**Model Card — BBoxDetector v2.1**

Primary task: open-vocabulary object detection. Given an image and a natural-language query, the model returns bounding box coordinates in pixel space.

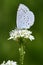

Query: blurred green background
[0,0,43,65]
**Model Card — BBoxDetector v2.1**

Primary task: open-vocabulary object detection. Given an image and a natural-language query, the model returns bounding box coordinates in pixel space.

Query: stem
[19,43,25,65]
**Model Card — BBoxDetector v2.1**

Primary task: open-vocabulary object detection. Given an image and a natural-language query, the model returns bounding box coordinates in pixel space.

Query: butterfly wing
[16,4,35,29]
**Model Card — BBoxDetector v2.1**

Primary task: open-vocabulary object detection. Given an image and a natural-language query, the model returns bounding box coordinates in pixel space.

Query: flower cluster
[1,60,17,65]
[8,29,35,41]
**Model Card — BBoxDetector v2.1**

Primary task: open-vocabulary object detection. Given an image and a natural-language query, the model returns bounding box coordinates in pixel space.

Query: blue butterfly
[16,4,35,29]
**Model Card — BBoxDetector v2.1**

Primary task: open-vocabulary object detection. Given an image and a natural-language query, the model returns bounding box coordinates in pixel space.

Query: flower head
[1,60,17,65]
[8,29,35,41]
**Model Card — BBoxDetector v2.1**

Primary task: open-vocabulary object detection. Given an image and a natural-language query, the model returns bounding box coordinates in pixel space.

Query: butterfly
[16,4,35,29]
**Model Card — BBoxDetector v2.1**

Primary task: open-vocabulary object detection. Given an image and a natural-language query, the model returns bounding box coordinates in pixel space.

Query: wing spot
[26,22,27,23]
[28,23,29,25]
[23,22,24,24]
[24,16,25,19]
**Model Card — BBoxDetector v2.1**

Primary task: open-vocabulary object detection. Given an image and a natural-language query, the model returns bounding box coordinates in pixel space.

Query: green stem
[19,44,25,65]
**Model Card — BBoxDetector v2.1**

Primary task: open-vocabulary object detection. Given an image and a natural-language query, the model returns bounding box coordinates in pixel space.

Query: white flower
[8,29,35,41]
[1,60,17,65]
[29,35,35,41]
